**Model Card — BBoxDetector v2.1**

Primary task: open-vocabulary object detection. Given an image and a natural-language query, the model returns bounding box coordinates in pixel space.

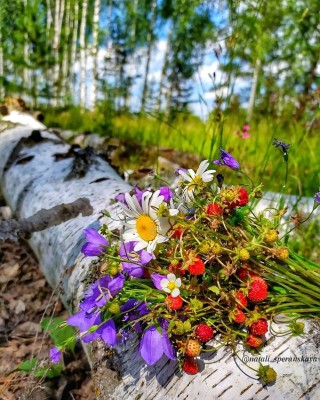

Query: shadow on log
[0,113,319,400]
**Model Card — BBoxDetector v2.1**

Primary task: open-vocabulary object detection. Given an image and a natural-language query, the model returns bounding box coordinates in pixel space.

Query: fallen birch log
[0,114,319,400]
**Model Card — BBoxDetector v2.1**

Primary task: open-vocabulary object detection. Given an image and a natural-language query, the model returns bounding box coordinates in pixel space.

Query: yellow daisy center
[188,174,203,191]
[136,215,157,241]
[167,281,176,290]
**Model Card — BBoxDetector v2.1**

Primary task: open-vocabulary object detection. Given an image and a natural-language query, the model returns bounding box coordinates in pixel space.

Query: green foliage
[17,358,62,378]
[41,316,76,352]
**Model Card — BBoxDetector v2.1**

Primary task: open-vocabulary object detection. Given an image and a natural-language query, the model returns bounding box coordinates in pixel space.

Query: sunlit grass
[44,107,319,197]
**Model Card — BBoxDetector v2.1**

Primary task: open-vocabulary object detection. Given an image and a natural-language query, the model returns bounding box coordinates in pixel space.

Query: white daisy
[121,190,171,254]
[160,273,182,297]
[178,160,216,202]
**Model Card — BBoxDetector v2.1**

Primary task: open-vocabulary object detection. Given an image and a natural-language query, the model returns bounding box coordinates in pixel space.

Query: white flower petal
[167,273,176,282]
[160,279,169,289]
[175,278,182,287]
[171,288,180,297]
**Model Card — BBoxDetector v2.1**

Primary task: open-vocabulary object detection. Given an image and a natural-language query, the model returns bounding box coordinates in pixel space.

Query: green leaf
[208,286,220,295]
[17,358,37,372]
[272,286,287,294]
[40,317,76,352]
[34,364,62,379]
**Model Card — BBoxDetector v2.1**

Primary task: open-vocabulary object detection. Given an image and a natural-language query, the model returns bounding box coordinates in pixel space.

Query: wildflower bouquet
[53,149,320,384]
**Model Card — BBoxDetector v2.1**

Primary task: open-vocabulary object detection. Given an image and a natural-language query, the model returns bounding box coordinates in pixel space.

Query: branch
[0,198,93,242]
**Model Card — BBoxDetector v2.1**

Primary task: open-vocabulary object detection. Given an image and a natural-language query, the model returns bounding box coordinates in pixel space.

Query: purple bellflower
[315,191,320,205]
[81,228,109,256]
[159,186,174,202]
[120,241,153,278]
[213,148,240,170]
[175,167,187,176]
[151,273,166,290]
[50,347,62,364]
[139,325,175,365]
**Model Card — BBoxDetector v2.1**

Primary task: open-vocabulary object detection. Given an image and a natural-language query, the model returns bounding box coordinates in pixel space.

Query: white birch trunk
[0,114,319,400]
[91,0,101,109]
[247,58,261,121]
[79,0,88,107]
[0,31,4,100]
[61,0,71,103]
[23,0,30,101]
[157,29,172,112]
[70,1,80,103]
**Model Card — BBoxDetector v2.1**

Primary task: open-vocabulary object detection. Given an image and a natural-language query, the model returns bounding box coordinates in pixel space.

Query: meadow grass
[44,107,319,198]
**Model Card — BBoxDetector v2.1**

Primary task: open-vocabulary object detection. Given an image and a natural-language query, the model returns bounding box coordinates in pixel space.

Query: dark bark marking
[64,147,98,181]
[217,385,233,397]
[299,378,320,398]
[15,155,34,165]
[204,368,218,381]
[90,177,110,184]
[15,179,36,216]
[211,372,232,388]
[240,383,253,395]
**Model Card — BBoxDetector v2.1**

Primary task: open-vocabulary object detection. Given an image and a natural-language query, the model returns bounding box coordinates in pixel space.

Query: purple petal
[81,229,108,256]
[220,148,240,170]
[159,186,174,202]
[100,319,117,346]
[175,167,187,176]
[151,273,166,290]
[139,326,163,365]
[50,347,62,364]
[81,242,105,256]
[315,192,320,205]
[67,310,101,332]
[115,193,127,205]
[161,330,176,361]
[107,274,125,297]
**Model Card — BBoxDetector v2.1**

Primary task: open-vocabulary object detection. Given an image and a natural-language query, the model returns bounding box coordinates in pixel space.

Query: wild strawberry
[247,334,263,348]
[207,203,223,216]
[250,318,268,335]
[185,339,201,357]
[238,248,250,261]
[234,291,248,309]
[188,256,205,275]
[166,295,183,311]
[248,279,268,302]
[237,266,250,280]
[195,324,214,343]
[230,188,249,208]
[182,357,199,374]
[232,308,246,324]
[171,226,184,239]
[264,229,278,243]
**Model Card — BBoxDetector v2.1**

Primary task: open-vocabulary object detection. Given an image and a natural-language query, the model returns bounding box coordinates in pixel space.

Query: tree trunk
[140,0,157,113]
[0,114,318,399]
[91,0,101,109]
[79,0,88,108]
[70,0,80,104]
[247,58,261,121]
[61,0,71,105]
[0,31,4,100]
[157,29,172,113]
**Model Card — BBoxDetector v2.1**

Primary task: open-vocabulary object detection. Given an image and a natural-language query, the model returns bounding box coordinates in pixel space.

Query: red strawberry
[188,256,205,275]
[195,324,214,343]
[182,357,199,374]
[247,334,263,348]
[171,226,184,239]
[207,203,223,216]
[248,279,268,302]
[250,318,268,335]
[166,295,183,311]
[232,308,246,323]
[231,188,249,208]
[251,275,268,290]
[185,339,201,357]
[234,291,248,309]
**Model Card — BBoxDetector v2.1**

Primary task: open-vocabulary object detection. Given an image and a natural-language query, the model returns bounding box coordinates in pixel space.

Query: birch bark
[0,31,4,100]
[91,0,101,109]
[0,114,318,400]
[79,0,88,107]
[70,1,79,103]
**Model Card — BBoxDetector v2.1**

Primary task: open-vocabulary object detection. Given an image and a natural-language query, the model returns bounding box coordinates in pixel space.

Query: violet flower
[315,191,320,205]
[151,273,166,290]
[139,325,175,365]
[115,193,127,205]
[50,347,62,364]
[272,139,290,153]
[80,274,125,312]
[175,167,187,176]
[159,186,174,202]
[120,241,153,278]
[134,185,148,204]
[213,148,240,170]
[121,299,150,333]
[81,228,109,256]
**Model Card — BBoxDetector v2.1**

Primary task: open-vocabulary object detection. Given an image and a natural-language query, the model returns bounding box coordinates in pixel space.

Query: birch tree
[79,0,88,108]
[91,0,101,109]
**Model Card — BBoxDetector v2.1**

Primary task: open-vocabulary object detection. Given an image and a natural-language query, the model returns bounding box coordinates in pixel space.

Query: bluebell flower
[213,149,240,170]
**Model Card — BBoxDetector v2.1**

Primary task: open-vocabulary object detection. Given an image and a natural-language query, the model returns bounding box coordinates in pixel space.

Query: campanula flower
[213,149,240,170]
